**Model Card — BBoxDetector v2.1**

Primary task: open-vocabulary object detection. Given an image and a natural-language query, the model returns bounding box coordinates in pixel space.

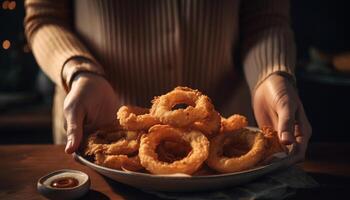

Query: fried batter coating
[117,106,159,131]
[83,129,141,156]
[150,87,213,127]
[139,125,209,175]
[206,128,266,173]
[220,114,248,132]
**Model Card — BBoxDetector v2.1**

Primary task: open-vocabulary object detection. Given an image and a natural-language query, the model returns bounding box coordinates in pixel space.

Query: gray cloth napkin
[145,167,319,200]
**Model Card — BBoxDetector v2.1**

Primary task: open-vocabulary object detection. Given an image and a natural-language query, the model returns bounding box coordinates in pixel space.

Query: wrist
[62,57,105,92]
[253,72,296,95]
[70,71,106,89]
[272,72,297,88]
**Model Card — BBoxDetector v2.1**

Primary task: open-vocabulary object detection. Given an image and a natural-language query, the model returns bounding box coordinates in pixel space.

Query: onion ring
[139,125,209,174]
[117,105,160,131]
[150,87,213,127]
[206,128,266,173]
[220,114,248,132]
[95,153,143,171]
[261,126,288,159]
[83,129,141,156]
[191,109,221,136]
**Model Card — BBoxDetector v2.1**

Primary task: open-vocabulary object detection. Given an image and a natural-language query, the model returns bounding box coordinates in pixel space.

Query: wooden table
[1,143,349,200]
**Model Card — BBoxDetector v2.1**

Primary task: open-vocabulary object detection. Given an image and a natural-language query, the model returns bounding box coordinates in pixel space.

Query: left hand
[63,72,119,154]
[253,74,312,164]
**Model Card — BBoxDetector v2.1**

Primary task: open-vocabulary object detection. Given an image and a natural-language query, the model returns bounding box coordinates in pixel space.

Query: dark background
[0,0,349,144]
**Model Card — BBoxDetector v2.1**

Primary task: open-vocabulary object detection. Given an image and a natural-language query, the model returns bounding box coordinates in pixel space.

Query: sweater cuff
[242,26,296,95]
[61,57,105,92]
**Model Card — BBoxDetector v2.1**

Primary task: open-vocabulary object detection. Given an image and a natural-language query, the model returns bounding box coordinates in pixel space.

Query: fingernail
[65,140,72,153]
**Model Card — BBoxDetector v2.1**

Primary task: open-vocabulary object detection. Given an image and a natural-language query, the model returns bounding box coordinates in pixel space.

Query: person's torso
[74,0,239,106]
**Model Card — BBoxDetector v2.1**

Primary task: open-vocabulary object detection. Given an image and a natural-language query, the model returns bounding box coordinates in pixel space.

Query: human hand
[252,74,312,164]
[63,72,119,154]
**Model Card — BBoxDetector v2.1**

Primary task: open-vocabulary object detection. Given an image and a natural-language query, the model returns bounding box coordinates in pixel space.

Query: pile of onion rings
[81,86,287,175]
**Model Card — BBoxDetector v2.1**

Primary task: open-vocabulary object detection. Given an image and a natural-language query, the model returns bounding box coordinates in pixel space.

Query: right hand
[63,72,119,154]
[253,74,312,164]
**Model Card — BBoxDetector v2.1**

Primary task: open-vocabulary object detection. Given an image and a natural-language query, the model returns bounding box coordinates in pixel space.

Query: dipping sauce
[50,177,79,188]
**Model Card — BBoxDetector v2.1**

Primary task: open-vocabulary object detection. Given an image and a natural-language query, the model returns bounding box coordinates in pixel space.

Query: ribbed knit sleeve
[24,0,104,90]
[240,0,296,93]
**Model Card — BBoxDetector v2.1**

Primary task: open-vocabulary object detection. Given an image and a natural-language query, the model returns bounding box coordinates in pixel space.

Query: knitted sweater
[25,0,295,104]
[24,0,295,142]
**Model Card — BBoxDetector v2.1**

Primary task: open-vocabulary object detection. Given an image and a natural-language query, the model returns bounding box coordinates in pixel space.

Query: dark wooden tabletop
[1,143,349,200]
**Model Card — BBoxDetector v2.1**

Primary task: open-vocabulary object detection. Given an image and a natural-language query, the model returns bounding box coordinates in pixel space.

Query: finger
[277,103,296,145]
[260,113,275,127]
[287,106,312,164]
[287,111,312,164]
[287,132,309,164]
[254,107,275,128]
[296,103,312,139]
[64,108,84,154]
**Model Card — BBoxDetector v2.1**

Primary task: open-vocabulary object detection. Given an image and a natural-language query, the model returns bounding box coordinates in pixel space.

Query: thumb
[64,109,84,154]
[277,101,296,145]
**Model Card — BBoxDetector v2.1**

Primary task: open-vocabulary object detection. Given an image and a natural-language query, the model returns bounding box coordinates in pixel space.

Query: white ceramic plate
[74,127,289,192]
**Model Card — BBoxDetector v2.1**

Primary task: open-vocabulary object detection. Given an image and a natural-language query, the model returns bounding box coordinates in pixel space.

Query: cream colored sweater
[24,0,295,143]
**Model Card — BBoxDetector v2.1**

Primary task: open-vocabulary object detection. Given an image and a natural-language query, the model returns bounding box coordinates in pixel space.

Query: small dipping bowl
[37,169,90,200]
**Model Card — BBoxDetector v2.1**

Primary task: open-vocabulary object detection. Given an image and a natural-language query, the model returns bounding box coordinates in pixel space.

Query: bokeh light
[2,40,11,50]
[2,0,9,9]
[8,0,15,10]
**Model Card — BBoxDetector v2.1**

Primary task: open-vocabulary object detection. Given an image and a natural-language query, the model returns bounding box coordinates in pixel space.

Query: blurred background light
[2,39,11,49]
[8,0,15,10]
